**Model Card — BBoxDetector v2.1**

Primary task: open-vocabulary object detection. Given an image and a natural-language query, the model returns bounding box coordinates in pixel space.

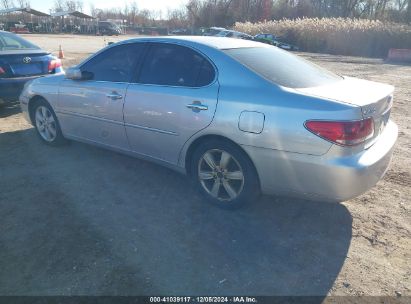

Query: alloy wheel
[35,106,57,142]
[198,149,245,201]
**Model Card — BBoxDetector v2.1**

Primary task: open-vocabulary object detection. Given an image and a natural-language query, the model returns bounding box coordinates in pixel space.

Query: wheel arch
[184,134,261,188]
[28,95,49,124]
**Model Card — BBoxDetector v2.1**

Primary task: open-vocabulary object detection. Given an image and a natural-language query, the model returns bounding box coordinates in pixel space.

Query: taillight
[48,59,62,72]
[0,67,5,75]
[305,118,374,146]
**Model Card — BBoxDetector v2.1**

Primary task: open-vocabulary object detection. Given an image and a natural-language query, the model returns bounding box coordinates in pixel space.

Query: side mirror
[65,67,82,80]
[65,67,93,80]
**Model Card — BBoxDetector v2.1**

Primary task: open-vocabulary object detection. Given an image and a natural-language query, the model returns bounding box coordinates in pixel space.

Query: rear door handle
[186,103,208,111]
[106,92,123,100]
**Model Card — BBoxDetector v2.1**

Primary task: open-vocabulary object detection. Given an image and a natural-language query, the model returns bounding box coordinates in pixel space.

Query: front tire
[191,139,260,209]
[32,99,66,146]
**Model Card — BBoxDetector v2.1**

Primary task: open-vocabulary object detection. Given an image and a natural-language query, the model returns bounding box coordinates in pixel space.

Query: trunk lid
[296,76,394,146]
[0,51,50,78]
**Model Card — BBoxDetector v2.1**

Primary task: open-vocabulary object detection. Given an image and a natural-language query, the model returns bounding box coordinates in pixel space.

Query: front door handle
[106,92,123,100]
[186,103,208,111]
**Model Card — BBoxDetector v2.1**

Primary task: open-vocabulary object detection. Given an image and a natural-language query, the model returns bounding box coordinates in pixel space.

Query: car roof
[122,36,264,50]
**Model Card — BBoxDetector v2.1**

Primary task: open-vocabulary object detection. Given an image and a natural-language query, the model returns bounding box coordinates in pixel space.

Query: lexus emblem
[23,57,31,64]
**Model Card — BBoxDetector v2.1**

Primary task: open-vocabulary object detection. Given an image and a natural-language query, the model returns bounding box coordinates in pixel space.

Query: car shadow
[0,129,352,297]
[0,101,21,118]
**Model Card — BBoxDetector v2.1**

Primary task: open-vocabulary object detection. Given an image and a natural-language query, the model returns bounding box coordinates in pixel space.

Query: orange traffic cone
[58,45,65,59]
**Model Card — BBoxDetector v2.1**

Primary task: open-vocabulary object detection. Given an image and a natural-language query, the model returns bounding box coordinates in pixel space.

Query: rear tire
[31,99,67,146]
[190,139,260,209]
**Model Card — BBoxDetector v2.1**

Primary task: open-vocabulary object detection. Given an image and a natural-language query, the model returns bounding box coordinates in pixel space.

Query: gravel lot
[0,34,410,296]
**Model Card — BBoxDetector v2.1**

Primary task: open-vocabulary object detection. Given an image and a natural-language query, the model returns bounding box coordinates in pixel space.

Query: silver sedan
[20,37,398,208]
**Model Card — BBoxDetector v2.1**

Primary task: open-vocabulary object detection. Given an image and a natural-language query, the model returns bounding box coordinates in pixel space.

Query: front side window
[81,43,144,82]
[224,46,342,88]
[209,28,222,36]
[138,43,215,87]
[216,31,229,37]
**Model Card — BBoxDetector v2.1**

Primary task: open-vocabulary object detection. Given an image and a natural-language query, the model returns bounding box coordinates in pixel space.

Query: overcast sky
[29,0,187,15]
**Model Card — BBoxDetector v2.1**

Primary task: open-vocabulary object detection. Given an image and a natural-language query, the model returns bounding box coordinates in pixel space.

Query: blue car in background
[0,31,63,105]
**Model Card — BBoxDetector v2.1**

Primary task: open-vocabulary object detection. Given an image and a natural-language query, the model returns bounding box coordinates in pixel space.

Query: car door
[57,43,145,150]
[267,34,277,43]
[123,42,219,164]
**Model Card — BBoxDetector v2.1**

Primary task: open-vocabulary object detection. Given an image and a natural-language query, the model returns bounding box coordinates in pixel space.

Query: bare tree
[44,0,410,30]
[53,0,64,12]
[167,7,189,28]
[16,0,30,8]
[51,0,83,12]
[64,0,77,11]
[130,1,138,25]
[76,0,83,12]
[1,0,15,9]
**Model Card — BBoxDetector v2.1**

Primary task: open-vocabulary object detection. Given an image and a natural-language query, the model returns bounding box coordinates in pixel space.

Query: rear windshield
[224,46,342,88]
[0,32,40,51]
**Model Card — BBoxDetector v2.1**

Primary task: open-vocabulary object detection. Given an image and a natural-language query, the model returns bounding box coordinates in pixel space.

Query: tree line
[88,0,411,28]
[1,0,410,27]
[185,0,411,27]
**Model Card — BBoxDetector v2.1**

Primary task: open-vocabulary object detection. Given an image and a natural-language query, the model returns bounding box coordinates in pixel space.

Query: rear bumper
[0,76,41,101]
[20,96,31,123]
[244,120,398,202]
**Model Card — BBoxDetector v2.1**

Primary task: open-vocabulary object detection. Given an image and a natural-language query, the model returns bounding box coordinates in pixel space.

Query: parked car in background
[0,30,63,105]
[203,27,227,36]
[254,33,299,51]
[216,30,253,40]
[98,21,122,36]
[20,37,397,208]
[170,28,191,35]
[9,21,30,34]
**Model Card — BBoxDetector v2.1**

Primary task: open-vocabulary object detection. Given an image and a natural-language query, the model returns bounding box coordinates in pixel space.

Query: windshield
[224,46,343,88]
[0,31,40,51]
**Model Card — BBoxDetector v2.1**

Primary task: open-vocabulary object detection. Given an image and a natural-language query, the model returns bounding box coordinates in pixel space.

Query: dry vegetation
[234,17,411,57]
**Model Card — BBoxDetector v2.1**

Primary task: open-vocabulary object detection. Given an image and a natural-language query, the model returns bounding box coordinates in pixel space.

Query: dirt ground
[0,34,409,297]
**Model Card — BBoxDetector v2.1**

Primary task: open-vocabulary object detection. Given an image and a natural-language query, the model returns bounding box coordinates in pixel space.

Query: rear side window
[138,43,215,87]
[224,46,342,88]
[81,43,144,82]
